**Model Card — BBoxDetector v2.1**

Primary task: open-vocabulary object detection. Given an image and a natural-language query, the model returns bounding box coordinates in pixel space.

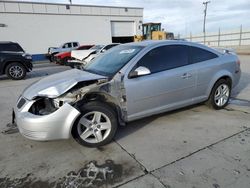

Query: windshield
[84,45,144,77]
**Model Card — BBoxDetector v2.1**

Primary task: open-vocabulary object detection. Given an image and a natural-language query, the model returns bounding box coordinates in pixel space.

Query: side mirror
[129,66,151,78]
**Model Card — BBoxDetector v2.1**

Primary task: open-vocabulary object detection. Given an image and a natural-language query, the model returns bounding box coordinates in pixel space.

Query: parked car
[13,40,241,147]
[54,45,94,65]
[46,42,80,62]
[0,41,32,80]
[68,44,119,68]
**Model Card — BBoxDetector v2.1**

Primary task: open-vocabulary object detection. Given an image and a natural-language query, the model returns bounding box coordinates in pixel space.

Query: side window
[63,43,72,48]
[189,46,218,64]
[0,43,24,52]
[73,42,78,47]
[136,45,189,74]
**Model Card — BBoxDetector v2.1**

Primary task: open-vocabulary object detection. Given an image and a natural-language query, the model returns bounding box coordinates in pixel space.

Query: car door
[124,44,197,121]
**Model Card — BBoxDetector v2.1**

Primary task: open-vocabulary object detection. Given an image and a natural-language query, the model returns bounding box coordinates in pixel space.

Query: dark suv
[0,42,33,80]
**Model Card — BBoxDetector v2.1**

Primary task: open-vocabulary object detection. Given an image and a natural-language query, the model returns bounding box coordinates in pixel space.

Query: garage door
[111,21,135,37]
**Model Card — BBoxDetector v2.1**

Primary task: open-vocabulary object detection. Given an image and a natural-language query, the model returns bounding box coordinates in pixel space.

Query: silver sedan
[14,40,241,147]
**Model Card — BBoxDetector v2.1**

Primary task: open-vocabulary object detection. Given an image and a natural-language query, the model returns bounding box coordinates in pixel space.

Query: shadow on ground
[115,103,202,141]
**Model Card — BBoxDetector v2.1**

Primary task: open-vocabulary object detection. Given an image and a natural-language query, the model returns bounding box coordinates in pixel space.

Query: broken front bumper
[14,96,81,141]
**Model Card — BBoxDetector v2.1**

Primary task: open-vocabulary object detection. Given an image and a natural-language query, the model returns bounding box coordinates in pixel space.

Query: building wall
[0,1,143,55]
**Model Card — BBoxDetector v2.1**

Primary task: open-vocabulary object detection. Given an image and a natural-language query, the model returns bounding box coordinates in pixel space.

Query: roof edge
[1,0,144,10]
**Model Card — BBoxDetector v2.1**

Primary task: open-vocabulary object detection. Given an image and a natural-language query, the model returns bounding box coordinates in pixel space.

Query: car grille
[17,98,26,109]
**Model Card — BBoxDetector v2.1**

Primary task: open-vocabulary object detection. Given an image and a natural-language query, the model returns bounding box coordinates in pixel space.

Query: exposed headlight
[52,88,90,108]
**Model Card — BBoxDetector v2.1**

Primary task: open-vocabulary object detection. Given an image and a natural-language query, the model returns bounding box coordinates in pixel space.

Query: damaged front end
[14,68,128,141]
[28,80,98,116]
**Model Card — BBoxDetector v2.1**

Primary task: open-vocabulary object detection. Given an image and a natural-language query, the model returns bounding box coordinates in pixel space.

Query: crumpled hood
[23,69,107,100]
[71,49,97,60]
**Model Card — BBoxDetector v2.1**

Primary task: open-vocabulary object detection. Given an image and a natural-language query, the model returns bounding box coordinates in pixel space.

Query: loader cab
[142,23,162,40]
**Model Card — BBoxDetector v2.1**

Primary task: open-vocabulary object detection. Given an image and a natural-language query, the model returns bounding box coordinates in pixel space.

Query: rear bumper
[233,68,241,88]
[14,97,81,141]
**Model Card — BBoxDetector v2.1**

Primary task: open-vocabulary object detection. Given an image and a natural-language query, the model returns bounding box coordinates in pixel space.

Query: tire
[51,55,56,63]
[62,57,71,66]
[72,102,118,147]
[50,53,58,63]
[48,56,53,62]
[207,79,231,110]
[5,62,26,80]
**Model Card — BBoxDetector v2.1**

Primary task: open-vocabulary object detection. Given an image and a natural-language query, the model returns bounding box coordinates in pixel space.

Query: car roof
[124,40,196,46]
[124,40,215,50]
[120,40,221,56]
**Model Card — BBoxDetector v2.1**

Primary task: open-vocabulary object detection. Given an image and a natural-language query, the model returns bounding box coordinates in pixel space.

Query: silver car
[14,40,241,147]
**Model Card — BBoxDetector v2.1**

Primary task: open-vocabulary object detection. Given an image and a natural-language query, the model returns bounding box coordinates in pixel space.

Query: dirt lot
[0,57,250,188]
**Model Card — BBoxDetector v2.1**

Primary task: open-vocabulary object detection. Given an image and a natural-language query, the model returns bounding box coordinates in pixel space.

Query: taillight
[236,60,240,66]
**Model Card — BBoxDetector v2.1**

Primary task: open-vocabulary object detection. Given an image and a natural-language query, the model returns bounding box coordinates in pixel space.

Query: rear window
[189,46,218,64]
[0,43,24,52]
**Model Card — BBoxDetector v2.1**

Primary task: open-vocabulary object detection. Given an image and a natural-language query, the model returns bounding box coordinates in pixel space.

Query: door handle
[181,73,192,79]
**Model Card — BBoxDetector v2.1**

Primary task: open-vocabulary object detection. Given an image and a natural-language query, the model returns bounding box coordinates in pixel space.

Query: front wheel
[72,102,118,147]
[6,62,26,80]
[207,79,231,109]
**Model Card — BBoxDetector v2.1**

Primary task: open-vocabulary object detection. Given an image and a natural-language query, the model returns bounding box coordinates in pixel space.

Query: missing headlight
[29,98,58,115]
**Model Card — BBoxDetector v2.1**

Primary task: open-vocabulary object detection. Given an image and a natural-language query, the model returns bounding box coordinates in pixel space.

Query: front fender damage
[73,73,128,125]
[28,74,128,125]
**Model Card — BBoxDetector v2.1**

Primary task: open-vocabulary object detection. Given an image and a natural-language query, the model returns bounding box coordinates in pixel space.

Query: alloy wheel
[9,65,23,79]
[214,84,230,107]
[77,111,112,144]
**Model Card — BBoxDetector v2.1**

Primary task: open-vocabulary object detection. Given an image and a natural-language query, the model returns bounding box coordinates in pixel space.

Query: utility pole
[203,1,210,43]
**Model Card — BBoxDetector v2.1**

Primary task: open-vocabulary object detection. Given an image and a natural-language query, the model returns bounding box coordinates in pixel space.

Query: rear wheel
[207,79,231,109]
[72,102,118,147]
[6,62,26,80]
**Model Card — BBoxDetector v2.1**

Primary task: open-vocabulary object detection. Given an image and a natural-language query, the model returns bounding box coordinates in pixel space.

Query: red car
[54,45,93,65]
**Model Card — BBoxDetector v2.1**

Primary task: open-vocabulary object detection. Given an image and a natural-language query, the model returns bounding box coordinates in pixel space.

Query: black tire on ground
[5,62,27,80]
[206,79,231,110]
[51,55,56,63]
[48,56,53,62]
[62,57,71,66]
[72,101,118,147]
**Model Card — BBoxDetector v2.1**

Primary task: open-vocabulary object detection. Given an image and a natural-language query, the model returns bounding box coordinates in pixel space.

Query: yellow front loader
[134,22,174,42]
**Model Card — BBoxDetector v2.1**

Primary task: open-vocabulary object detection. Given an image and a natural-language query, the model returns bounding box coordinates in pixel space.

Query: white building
[0,1,143,60]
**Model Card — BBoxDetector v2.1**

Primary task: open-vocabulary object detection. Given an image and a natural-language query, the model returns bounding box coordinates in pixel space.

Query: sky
[8,0,250,36]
